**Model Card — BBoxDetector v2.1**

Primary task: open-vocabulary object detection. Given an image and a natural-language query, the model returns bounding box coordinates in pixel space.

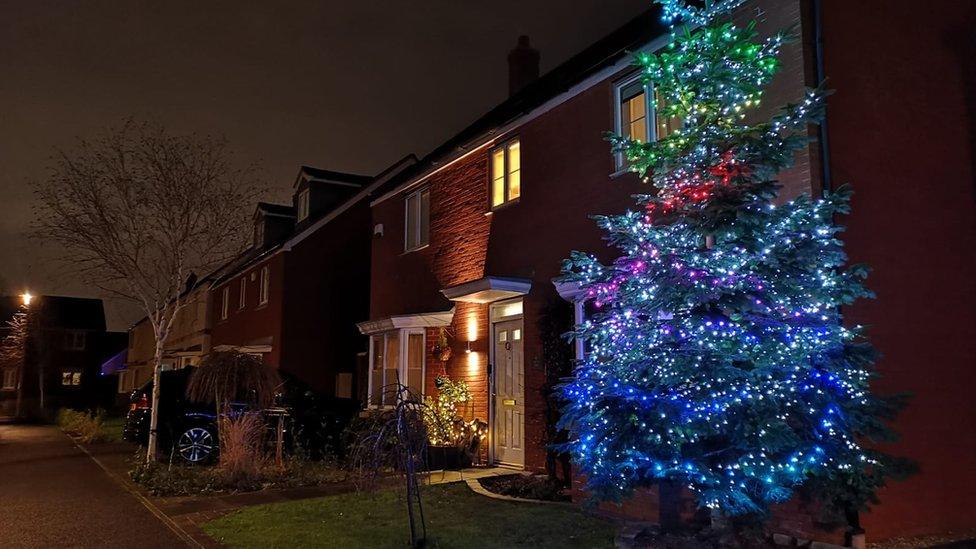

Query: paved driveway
[0,423,190,548]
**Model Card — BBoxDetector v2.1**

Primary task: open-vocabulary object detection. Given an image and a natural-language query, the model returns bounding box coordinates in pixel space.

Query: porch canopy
[356,309,455,335]
[440,276,531,304]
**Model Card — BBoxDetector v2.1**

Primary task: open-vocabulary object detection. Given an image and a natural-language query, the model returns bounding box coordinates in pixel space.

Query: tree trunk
[146,340,164,463]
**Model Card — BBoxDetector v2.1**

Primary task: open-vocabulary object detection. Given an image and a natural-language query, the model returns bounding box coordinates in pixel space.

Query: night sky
[0,0,649,329]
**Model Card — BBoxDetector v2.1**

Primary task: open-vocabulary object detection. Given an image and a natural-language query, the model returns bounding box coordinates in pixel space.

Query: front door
[493,318,524,467]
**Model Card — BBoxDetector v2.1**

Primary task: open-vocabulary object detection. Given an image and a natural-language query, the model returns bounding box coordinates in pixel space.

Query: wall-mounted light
[465,341,472,354]
[21,291,33,307]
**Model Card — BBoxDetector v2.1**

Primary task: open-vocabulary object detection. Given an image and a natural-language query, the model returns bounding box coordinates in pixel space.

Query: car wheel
[176,426,216,464]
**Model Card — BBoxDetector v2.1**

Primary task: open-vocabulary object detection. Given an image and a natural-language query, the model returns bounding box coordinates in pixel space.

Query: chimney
[508,35,540,96]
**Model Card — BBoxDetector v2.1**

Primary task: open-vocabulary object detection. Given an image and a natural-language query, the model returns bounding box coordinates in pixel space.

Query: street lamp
[21,291,33,307]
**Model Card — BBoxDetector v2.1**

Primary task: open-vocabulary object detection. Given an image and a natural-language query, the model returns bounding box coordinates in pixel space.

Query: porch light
[21,291,33,307]
[465,341,472,354]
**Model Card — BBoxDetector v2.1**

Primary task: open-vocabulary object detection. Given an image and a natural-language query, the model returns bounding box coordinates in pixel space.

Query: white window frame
[2,368,16,390]
[238,277,247,310]
[490,137,521,210]
[64,330,86,351]
[259,266,270,305]
[297,189,310,222]
[367,328,426,409]
[404,187,430,252]
[613,73,657,170]
[221,286,230,320]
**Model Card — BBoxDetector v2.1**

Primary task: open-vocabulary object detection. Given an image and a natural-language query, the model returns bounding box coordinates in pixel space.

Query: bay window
[368,329,426,407]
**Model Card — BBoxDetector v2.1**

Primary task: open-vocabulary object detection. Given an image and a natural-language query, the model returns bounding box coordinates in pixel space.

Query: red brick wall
[367,0,814,480]
[210,252,285,367]
[822,0,976,540]
[280,201,372,395]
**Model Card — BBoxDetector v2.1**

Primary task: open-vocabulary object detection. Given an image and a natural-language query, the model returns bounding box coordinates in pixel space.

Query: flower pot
[426,445,469,471]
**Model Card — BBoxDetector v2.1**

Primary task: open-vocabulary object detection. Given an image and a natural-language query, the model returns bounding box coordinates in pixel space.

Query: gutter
[813,0,833,195]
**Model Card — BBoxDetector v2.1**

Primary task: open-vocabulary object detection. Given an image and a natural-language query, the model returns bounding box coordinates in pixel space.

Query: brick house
[0,295,125,418]
[359,0,975,543]
[209,159,414,396]
[116,276,216,400]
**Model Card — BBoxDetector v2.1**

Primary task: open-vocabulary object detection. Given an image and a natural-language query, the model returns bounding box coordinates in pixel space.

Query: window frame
[613,72,679,171]
[61,370,82,386]
[64,330,86,351]
[403,187,430,252]
[297,189,310,222]
[489,137,521,210]
[259,266,270,305]
[221,286,230,320]
[367,328,426,409]
[2,368,16,390]
[238,277,247,310]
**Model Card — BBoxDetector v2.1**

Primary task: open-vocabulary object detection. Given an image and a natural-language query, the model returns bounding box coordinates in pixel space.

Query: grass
[203,483,616,548]
[100,416,125,442]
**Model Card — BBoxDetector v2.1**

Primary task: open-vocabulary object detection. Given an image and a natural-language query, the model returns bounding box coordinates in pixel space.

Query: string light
[559,0,887,516]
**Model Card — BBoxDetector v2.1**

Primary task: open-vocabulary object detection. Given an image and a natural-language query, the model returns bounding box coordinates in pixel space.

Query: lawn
[100,416,126,442]
[203,482,617,548]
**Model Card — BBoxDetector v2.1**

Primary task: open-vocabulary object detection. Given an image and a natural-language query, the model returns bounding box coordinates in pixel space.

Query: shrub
[57,408,109,443]
[217,411,266,489]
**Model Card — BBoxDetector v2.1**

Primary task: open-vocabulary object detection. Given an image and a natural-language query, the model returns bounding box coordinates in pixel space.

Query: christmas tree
[559,0,906,518]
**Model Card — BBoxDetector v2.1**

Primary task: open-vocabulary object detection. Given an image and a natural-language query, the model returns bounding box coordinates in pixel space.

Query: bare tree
[0,310,30,417]
[33,121,263,461]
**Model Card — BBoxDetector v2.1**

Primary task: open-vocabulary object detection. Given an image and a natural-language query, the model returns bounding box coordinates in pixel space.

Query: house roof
[376,8,664,201]
[0,295,106,331]
[295,166,372,188]
[256,202,296,218]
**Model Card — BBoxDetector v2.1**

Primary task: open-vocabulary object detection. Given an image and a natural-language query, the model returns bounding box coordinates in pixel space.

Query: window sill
[401,244,430,256]
[609,167,634,179]
[489,198,520,214]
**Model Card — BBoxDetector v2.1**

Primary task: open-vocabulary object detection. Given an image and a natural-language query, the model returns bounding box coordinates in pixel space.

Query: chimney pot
[508,35,540,96]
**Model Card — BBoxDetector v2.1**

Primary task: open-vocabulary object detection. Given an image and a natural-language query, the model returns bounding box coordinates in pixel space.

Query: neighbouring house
[358,0,975,544]
[0,295,126,418]
[116,274,217,404]
[209,159,414,398]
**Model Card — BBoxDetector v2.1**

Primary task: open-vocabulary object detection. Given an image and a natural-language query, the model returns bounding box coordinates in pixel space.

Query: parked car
[123,368,358,464]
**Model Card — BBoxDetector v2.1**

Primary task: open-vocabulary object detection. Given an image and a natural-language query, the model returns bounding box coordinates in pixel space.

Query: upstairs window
[238,277,247,310]
[404,188,430,252]
[64,331,86,351]
[2,368,16,390]
[221,286,230,320]
[259,266,270,305]
[297,189,310,222]
[490,138,520,209]
[614,74,680,170]
[61,370,82,386]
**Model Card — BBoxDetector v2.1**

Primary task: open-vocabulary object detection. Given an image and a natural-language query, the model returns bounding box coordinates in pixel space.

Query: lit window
[221,286,230,319]
[368,329,425,407]
[239,277,247,310]
[490,138,521,209]
[259,266,270,305]
[404,188,430,252]
[614,74,679,169]
[64,331,86,351]
[61,370,82,386]
[297,189,310,222]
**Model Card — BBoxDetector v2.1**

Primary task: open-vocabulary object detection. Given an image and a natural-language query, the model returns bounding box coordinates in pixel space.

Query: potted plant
[422,376,484,470]
[431,329,452,363]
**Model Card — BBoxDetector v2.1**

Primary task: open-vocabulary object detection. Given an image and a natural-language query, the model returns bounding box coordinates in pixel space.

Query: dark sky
[0,0,649,329]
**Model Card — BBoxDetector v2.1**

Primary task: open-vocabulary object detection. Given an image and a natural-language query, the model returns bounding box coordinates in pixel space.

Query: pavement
[0,422,193,548]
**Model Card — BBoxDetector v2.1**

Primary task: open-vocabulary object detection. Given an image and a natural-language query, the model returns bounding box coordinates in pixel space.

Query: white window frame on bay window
[367,328,426,408]
[404,187,430,252]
